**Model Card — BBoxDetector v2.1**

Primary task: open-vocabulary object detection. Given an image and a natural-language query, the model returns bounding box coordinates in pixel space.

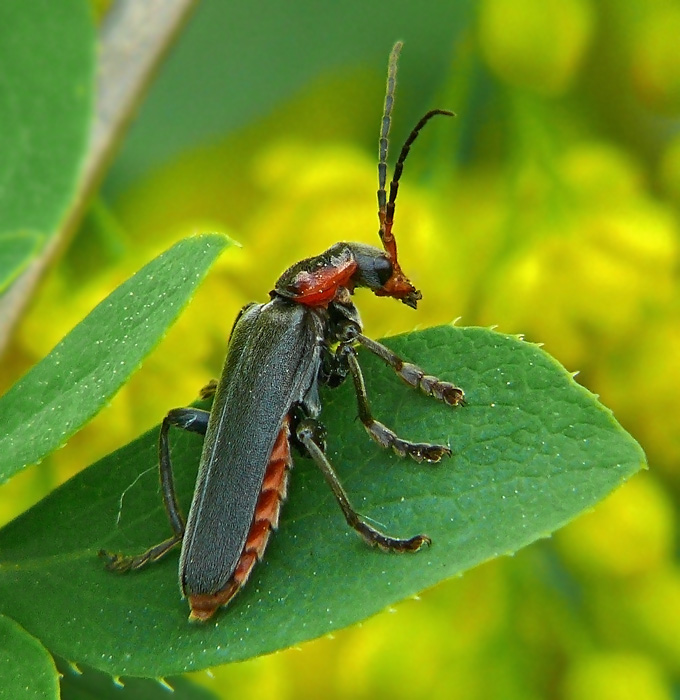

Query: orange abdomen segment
[188,418,292,621]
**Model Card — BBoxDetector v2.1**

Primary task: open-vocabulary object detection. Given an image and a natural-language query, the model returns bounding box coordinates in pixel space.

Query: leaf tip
[197,230,241,250]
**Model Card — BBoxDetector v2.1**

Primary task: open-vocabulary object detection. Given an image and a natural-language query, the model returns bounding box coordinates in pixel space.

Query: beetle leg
[158,408,209,534]
[199,379,218,399]
[100,407,210,572]
[101,533,184,572]
[295,418,430,553]
[355,333,465,406]
[339,344,451,463]
[320,344,350,389]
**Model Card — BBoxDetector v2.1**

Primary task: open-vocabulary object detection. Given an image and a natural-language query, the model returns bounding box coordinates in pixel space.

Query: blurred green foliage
[1,0,678,697]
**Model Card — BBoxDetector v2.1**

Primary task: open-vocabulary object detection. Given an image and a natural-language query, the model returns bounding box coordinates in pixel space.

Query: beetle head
[373,42,452,310]
[347,241,421,309]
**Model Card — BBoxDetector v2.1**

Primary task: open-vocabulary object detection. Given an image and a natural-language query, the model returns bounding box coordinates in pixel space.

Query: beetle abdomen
[188,418,292,621]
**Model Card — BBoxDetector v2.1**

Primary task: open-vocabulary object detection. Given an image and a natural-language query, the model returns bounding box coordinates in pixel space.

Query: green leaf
[0,0,95,290]
[0,614,58,700]
[55,656,218,699]
[0,326,644,677]
[0,234,231,483]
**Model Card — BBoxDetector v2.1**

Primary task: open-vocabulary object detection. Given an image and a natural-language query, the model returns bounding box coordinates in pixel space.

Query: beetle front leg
[100,407,210,572]
[295,418,430,553]
[356,333,465,406]
[339,344,451,463]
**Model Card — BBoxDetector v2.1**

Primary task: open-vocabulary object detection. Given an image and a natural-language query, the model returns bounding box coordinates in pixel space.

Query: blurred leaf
[107,0,474,191]
[55,656,218,699]
[0,232,43,290]
[0,614,58,700]
[479,0,594,94]
[0,234,231,484]
[0,0,94,290]
[0,326,644,676]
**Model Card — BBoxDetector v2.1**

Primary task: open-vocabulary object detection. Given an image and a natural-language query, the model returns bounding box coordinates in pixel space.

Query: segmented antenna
[377,43,454,304]
[384,108,454,241]
[377,41,403,262]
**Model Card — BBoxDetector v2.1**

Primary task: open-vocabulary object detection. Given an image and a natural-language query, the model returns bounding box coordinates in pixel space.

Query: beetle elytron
[102,42,464,621]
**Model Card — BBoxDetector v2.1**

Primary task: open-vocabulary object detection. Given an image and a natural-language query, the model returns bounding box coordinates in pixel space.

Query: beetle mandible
[101,41,465,622]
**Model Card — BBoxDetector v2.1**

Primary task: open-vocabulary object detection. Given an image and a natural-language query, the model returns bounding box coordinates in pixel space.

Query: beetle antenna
[377,45,454,263]
[385,109,454,241]
[377,41,402,262]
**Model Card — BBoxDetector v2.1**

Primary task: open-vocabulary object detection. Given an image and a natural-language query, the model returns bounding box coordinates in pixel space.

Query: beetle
[101,41,464,622]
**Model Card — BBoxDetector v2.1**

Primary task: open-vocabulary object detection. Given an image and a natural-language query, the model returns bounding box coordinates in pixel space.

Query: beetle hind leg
[100,407,210,573]
[295,418,430,553]
[101,533,183,572]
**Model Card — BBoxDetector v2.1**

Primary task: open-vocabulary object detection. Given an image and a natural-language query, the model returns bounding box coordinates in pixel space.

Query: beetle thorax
[272,241,399,309]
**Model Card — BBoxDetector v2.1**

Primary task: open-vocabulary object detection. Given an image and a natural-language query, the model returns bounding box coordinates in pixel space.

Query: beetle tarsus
[364,418,451,463]
[356,333,465,406]
[199,379,218,399]
[355,522,432,553]
[99,532,183,572]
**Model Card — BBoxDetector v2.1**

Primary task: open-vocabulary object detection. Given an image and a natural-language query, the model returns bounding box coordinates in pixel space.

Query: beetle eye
[374,255,393,286]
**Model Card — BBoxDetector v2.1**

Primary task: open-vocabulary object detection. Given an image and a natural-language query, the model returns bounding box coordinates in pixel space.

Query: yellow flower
[479,0,594,94]
[564,652,672,700]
